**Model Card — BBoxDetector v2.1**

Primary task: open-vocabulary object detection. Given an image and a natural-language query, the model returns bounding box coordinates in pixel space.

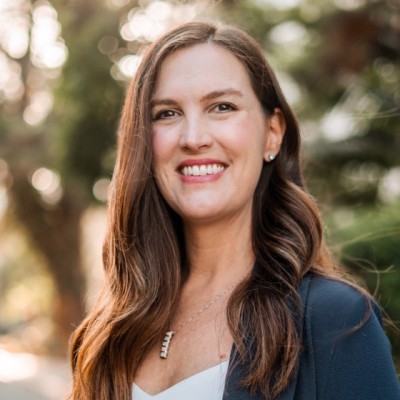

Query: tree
[0,0,124,352]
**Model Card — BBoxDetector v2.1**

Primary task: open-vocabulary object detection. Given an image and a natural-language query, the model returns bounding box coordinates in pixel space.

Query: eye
[152,109,179,121]
[213,103,236,113]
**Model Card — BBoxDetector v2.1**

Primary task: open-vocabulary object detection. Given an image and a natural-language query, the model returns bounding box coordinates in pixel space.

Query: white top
[132,361,229,400]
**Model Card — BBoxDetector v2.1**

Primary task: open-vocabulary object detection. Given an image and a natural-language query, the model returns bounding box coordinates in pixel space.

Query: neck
[183,213,254,288]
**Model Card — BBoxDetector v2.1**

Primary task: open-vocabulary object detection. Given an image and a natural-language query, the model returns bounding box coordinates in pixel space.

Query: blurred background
[0,0,399,398]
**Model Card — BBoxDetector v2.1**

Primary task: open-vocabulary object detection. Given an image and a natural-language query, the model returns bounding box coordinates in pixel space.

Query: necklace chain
[160,277,244,359]
[174,281,237,333]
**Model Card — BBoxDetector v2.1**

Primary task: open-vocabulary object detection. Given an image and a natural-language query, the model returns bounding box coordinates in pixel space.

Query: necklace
[160,279,240,359]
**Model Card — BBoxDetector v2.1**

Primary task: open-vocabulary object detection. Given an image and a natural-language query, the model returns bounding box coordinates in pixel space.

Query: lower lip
[179,170,225,183]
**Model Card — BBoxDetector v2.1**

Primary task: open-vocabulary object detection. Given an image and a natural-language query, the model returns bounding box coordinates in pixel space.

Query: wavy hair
[68,21,343,399]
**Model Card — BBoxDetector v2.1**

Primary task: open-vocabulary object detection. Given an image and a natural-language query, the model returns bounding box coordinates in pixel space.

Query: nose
[179,114,212,151]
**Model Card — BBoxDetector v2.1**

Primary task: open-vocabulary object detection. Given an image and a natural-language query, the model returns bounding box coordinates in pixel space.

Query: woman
[68,21,400,399]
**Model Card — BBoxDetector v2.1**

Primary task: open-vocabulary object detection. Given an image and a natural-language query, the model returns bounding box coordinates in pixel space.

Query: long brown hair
[69,21,344,399]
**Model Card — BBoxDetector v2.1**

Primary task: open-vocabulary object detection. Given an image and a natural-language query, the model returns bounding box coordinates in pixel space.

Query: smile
[181,164,225,176]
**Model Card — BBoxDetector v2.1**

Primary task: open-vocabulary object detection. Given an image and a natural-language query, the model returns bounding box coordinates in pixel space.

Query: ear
[264,108,286,162]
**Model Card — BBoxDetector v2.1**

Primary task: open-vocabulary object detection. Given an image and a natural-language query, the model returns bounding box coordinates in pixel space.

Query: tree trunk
[9,167,87,354]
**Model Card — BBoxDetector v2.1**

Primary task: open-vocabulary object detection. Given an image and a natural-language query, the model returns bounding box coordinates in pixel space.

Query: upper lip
[177,158,227,169]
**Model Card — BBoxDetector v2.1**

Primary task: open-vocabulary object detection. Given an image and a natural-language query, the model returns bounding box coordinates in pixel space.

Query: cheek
[151,130,180,206]
[152,128,176,169]
[224,116,267,156]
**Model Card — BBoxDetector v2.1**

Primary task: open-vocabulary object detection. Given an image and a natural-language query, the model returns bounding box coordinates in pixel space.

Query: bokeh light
[269,21,309,46]
[379,167,400,204]
[0,53,24,102]
[116,54,142,79]
[253,0,300,10]
[31,167,62,205]
[116,0,197,80]
[0,349,39,382]
[93,178,111,202]
[23,90,54,125]
[30,1,68,69]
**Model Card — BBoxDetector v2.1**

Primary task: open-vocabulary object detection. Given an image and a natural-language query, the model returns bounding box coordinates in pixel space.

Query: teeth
[181,164,225,176]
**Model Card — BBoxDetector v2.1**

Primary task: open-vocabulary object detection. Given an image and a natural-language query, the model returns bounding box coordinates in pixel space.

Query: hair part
[69,21,346,399]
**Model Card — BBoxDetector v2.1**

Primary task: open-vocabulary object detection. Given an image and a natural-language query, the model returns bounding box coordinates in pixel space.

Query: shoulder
[304,273,369,308]
[298,274,400,400]
[301,273,380,334]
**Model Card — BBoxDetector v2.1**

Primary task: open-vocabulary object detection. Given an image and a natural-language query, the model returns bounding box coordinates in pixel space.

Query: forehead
[153,43,254,97]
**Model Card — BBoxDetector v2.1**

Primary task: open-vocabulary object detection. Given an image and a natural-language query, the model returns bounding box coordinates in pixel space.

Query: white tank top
[132,361,229,400]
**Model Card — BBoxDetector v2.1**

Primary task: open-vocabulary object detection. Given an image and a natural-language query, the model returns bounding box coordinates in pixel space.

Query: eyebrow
[200,88,243,102]
[150,88,243,108]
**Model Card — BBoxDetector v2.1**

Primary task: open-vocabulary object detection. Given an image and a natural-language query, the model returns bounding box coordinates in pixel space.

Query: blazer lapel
[223,275,312,400]
[222,348,264,400]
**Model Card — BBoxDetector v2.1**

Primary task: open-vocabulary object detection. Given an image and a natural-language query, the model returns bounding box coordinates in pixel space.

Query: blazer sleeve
[305,276,400,400]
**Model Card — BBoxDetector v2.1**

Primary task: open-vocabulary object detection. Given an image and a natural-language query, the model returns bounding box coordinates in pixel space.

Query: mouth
[179,163,226,177]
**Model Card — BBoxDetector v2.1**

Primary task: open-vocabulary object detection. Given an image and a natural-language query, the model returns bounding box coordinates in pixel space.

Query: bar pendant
[160,330,174,359]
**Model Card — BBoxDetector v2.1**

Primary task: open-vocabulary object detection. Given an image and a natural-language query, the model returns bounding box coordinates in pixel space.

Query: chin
[178,208,223,224]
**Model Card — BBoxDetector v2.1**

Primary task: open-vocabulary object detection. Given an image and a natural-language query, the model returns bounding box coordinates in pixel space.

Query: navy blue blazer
[223,274,400,400]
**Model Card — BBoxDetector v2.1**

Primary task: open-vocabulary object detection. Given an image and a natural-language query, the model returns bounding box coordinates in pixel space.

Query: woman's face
[151,43,284,226]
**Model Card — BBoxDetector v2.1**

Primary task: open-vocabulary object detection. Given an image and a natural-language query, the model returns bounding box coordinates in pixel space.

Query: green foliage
[327,201,400,362]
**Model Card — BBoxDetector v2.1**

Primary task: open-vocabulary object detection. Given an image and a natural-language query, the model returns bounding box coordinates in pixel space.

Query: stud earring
[268,154,276,161]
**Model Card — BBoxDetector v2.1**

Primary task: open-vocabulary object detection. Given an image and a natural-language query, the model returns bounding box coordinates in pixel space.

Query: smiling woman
[151,43,283,225]
[67,21,400,400]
